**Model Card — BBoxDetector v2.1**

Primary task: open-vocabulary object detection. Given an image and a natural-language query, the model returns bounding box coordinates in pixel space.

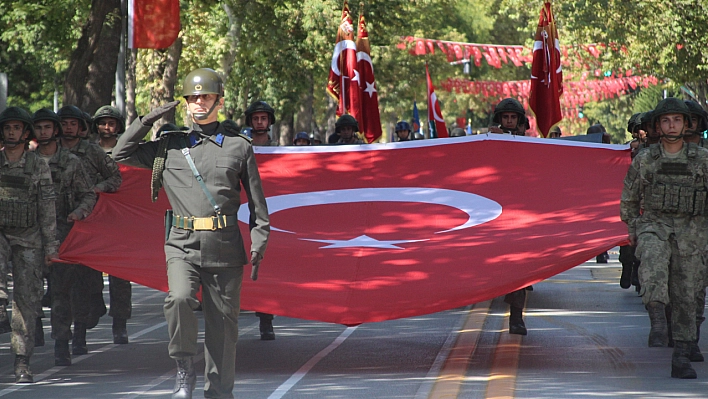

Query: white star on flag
[364,81,377,97]
[301,234,427,249]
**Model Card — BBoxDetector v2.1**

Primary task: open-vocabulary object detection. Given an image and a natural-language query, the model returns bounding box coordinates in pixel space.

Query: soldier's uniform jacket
[62,139,122,193]
[621,142,708,241]
[337,137,364,145]
[113,118,270,268]
[0,150,59,256]
[44,147,97,242]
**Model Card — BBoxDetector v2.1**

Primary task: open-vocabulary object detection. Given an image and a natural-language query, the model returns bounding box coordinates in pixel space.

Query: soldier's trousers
[50,263,92,340]
[164,259,242,399]
[71,265,103,324]
[8,246,43,357]
[504,289,526,309]
[108,275,132,320]
[0,234,10,302]
[636,233,701,342]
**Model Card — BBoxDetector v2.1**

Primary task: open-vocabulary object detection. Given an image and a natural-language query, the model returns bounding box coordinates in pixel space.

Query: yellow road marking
[484,314,522,399]
[428,300,491,399]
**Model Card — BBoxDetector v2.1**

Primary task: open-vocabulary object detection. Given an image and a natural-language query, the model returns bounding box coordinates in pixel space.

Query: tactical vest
[51,149,73,219]
[0,152,39,228]
[644,144,708,215]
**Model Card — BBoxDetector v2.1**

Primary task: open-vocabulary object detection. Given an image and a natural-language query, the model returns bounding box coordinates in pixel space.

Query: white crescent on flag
[330,40,357,76]
[431,93,445,122]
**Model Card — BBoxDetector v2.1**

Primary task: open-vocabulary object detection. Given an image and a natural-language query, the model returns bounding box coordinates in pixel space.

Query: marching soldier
[0,107,59,383]
[114,68,270,399]
[334,115,364,144]
[395,121,412,141]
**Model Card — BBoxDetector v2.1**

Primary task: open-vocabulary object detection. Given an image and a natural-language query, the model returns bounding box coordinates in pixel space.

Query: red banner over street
[128,0,180,49]
[59,136,629,326]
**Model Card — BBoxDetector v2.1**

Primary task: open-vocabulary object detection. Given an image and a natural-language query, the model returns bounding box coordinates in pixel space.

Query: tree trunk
[221,1,244,120]
[63,0,122,115]
[277,113,295,146]
[325,96,337,142]
[126,49,137,125]
[295,81,314,134]
[147,35,182,138]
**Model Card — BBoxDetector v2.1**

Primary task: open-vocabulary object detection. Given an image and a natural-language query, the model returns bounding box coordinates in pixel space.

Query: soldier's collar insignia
[214,133,224,147]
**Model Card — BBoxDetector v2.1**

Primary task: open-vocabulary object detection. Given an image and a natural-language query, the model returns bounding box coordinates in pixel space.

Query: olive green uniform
[113,118,269,398]
[42,147,97,341]
[0,150,58,357]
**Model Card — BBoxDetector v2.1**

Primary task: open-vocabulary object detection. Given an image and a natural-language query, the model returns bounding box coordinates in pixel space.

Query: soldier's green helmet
[627,113,642,133]
[92,105,125,135]
[684,100,708,132]
[0,106,35,140]
[182,68,224,98]
[33,108,63,137]
[244,100,276,127]
[492,98,525,124]
[652,97,692,128]
[57,105,89,131]
[450,127,466,137]
[335,114,359,133]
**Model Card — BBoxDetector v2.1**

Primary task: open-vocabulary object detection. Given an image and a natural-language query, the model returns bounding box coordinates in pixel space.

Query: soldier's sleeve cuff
[44,242,60,257]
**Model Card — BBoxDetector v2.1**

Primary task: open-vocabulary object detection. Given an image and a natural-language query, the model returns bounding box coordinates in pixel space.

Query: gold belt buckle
[192,217,216,231]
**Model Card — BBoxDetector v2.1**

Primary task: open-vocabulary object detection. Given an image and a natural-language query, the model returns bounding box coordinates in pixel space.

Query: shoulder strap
[649,144,661,160]
[23,151,36,175]
[178,136,221,216]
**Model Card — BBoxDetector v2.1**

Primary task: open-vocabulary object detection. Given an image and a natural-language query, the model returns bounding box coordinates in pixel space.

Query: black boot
[509,306,527,335]
[0,299,11,334]
[620,261,632,289]
[665,305,674,348]
[172,357,195,399]
[672,341,697,379]
[259,317,275,341]
[646,302,668,347]
[35,318,44,347]
[54,340,71,366]
[112,318,129,344]
[14,355,33,384]
[631,261,641,293]
[690,342,704,362]
[72,322,88,355]
[86,293,106,330]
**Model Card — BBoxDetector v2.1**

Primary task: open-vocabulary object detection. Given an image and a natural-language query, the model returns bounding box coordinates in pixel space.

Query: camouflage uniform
[620,143,708,344]
[43,147,97,342]
[0,150,59,358]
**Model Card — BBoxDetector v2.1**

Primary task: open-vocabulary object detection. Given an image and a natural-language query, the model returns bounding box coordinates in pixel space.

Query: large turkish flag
[58,135,630,326]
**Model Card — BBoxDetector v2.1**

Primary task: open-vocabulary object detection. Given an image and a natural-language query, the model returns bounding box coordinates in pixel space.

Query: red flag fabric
[128,0,180,49]
[326,1,359,118]
[58,137,628,326]
[529,2,563,138]
[426,64,448,138]
[356,13,382,143]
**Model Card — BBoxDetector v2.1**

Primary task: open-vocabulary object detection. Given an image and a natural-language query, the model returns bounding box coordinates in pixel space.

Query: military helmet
[640,111,653,126]
[627,113,642,133]
[182,68,224,98]
[244,100,276,127]
[58,105,89,131]
[335,114,359,133]
[395,121,411,132]
[586,123,606,134]
[450,127,466,137]
[293,131,311,145]
[92,105,125,134]
[33,108,64,137]
[0,106,35,140]
[652,97,692,128]
[492,98,525,124]
[684,100,708,132]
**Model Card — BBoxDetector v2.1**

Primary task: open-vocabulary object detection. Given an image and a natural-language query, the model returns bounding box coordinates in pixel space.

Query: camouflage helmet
[92,105,125,134]
[450,127,466,137]
[33,107,64,137]
[684,100,708,132]
[652,97,692,128]
[395,121,411,132]
[627,113,642,133]
[492,98,525,124]
[0,106,35,140]
[640,111,654,127]
[335,114,359,133]
[182,68,224,98]
[244,100,276,127]
[57,105,89,131]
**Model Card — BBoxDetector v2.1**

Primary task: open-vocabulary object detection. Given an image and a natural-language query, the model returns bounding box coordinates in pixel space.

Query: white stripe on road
[267,326,359,399]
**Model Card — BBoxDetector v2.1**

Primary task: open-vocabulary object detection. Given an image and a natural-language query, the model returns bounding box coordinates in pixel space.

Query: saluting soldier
[0,107,59,383]
[113,68,270,399]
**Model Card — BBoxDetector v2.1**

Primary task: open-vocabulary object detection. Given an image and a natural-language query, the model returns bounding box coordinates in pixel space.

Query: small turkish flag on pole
[128,0,180,49]
[326,1,359,118]
[426,64,448,138]
[356,11,382,143]
[529,1,563,138]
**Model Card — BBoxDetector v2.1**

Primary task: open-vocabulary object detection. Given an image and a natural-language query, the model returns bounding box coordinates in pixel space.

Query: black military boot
[646,301,668,347]
[172,357,196,399]
[14,355,33,384]
[509,306,527,335]
[35,318,44,347]
[0,299,11,334]
[72,322,88,355]
[112,318,129,344]
[86,293,107,330]
[672,341,697,379]
[631,261,641,293]
[54,340,71,366]
[619,261,632,289]
[260,319,275,340]
[665,305,674,348]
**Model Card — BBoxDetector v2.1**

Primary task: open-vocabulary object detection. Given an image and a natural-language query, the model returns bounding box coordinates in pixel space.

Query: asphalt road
[2,248,708,398]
